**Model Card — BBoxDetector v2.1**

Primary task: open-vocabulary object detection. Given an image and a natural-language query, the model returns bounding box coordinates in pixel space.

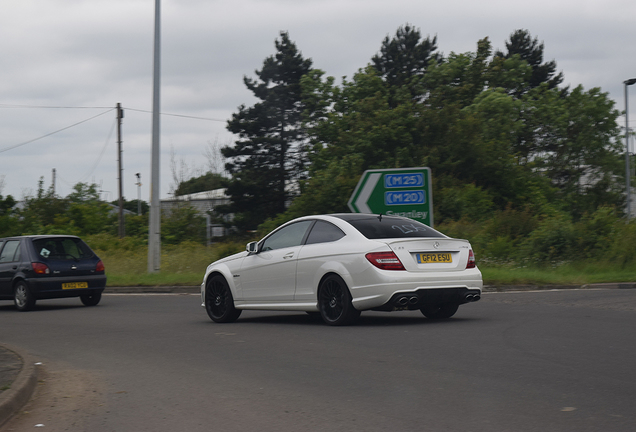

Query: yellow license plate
[417,253,452,264]
[62,282,88,290]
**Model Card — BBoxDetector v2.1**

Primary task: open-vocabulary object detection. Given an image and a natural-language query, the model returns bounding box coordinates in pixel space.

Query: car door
[295,220,347,301]
[239,220,314,302]
[0,239,22,298]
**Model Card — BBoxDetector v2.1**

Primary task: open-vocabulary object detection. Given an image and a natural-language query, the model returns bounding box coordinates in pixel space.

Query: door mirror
[246,241,258,254]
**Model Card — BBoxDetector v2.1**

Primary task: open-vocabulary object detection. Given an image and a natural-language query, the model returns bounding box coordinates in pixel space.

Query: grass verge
[93,239,636,287]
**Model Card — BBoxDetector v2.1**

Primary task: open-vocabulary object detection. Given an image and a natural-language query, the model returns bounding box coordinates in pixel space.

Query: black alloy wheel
[80,292,102,306]
[205,275,242,323]
[318,274,360,326]
[14,281,36,312]
[420,303,459,319]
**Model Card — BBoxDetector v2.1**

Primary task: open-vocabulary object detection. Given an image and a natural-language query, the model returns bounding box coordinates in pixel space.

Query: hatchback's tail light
[466,250,476,269]
[366,252,406,271]
[32,262,50,275]
[96,260,105,272]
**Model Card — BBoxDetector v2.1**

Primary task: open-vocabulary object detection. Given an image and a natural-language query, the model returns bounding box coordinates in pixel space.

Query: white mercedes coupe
[201,214,482,326]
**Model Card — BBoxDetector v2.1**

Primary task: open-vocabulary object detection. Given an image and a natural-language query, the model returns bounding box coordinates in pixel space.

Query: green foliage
[0,179,118,238]
[89,233,218,285]
[174,172,225,196]
[161,205,207,245]
[494,29,563,95]
[283,28,623,227]
[125,214,149,239]
[604,220,636,267]
[437,184,494,222]
[214,241,247,260]
[111,199,149,215]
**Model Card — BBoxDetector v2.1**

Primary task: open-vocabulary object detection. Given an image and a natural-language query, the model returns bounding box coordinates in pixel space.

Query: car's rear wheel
[205,275,242,323]
[318,274,360,326]
[14,281,36,312]
[80,292,102,306]
[420,303,459,319]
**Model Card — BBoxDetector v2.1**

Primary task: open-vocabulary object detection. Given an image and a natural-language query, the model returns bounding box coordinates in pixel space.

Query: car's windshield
[337,215,446,239]
[32,237,94,260]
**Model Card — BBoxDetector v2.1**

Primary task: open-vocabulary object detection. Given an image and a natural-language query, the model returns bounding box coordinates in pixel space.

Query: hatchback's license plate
[417,253,452,263]
[62,282,88,290]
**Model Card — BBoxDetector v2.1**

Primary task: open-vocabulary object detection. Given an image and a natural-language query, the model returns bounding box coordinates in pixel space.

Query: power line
[0,103,114,109]
[77,118,117,183]
[124,107,226,122]
[0,104,227,154]
[0,108,115,154]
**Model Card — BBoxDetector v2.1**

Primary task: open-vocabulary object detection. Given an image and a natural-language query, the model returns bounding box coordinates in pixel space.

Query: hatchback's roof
[0,235,81,241]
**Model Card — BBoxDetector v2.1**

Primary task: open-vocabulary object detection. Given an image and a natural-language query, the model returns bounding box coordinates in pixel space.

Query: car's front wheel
[80,292,102,306]
[420,303,459,319]
[318,274,360,326]
[14,281,36,312]
[205,275,242,323]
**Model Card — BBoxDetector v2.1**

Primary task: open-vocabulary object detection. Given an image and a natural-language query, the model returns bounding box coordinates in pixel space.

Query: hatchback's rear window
[33,238,94,260]
[338,215,446,239]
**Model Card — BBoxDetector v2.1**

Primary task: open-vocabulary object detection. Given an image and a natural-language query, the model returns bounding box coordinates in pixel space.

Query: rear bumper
[27,275,106,299]
[371,287,481,311]
[348,267,483,311]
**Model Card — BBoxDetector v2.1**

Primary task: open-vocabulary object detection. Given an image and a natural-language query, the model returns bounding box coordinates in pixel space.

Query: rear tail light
[366,252,406,271]
[96,260,105,272]
[466,250,476,269]
[32,262,50,275]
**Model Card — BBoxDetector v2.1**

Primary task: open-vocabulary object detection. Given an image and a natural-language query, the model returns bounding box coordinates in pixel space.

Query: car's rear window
[32,237,94,260]
[338,215,446,239]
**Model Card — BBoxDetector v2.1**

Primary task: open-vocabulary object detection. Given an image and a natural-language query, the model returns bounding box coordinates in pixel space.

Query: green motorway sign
[348,167,433,226]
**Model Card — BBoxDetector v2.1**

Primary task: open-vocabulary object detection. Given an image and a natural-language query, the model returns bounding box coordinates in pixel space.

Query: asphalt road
[1,289,636,432]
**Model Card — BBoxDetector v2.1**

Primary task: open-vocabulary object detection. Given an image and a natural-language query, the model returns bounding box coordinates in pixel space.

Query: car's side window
[261,221,314,251]
[0,240,21,263]
[305,221,345,245]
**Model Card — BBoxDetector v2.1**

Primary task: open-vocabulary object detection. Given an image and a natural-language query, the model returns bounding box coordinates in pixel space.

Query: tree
[290,31,623,225]
[495,29,563,95]
[174,172,225,196]
[371,24,439,105]
[222,31,313,230]
[0,194,18,237]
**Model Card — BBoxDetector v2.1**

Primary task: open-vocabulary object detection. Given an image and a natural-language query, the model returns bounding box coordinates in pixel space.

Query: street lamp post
[148,0,161,272]
[135,173,142,216]
[625,78,636,220]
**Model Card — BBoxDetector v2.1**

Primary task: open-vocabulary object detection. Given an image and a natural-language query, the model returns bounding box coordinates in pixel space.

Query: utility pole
[148,0,161,272]
[117,102,125,238]
[51,168,56,196]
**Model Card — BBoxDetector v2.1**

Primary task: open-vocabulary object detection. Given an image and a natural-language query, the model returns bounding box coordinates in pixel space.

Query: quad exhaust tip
[465,293,481,302]
[396,295,419,306]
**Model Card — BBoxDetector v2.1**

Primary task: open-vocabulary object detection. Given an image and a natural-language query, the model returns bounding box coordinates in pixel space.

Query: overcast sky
[1,0,635,203]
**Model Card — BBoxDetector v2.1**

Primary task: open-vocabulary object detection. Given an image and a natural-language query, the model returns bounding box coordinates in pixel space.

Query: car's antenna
[377,214,383,222]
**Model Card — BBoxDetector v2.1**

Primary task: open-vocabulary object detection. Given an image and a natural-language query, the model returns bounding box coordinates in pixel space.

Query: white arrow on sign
[352,172,381,213]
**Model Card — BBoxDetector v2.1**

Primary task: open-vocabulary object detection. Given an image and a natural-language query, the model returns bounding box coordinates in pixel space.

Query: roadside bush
[161,206,207,245]
[603,220,636,268]
[571,206,617,260]
[437,183,495,223]
[518,213,577,265]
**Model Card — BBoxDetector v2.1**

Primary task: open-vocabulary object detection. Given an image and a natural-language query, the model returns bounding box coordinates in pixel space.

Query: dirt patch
[1,364,107,432]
